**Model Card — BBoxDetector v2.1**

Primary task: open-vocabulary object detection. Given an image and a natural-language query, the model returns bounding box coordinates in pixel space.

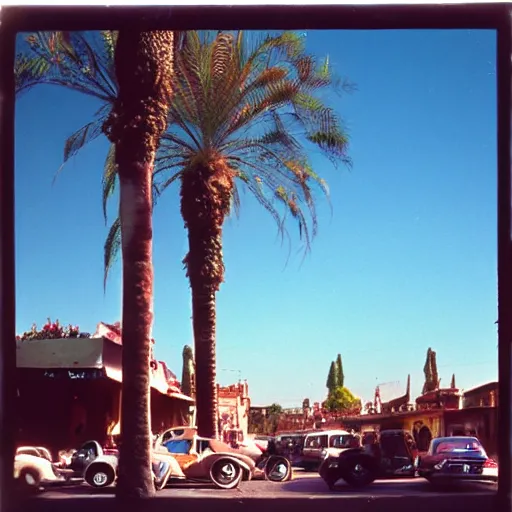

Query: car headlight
[434,460,446,470]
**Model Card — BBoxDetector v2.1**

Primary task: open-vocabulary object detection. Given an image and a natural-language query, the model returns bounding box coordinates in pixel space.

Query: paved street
[36,472,497,499]
[16,471,498,512]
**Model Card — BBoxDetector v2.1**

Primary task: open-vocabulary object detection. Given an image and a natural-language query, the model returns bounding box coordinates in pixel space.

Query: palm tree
[103,29,174,501]
[104,31,352,438]
[15,29,175,500]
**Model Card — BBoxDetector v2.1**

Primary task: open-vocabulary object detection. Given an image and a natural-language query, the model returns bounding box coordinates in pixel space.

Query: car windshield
[433,439,486,457]
[163,439,192,454]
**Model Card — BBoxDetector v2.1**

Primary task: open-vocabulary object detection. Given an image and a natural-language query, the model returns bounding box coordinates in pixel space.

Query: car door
[163,438,198,472]
[302,434,328,466]
[182,439,209,479]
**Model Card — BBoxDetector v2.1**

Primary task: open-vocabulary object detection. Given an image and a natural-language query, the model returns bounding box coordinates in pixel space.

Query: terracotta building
[217,381,251,441]
[463,381,498,408]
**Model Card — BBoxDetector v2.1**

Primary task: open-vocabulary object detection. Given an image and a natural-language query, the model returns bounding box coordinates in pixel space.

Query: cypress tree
[181,345,195,397]
[335,353,344,388]
[326,361,337,392]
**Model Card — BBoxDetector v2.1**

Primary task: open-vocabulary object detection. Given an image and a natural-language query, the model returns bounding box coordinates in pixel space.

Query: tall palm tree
[15,29,175,499]
[103,29,174,500]
[104,31,352,438]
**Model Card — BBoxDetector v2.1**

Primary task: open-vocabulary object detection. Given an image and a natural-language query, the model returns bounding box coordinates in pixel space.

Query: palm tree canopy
[15,31,117,166]
[105,30,352,281]
[15,30,353,285]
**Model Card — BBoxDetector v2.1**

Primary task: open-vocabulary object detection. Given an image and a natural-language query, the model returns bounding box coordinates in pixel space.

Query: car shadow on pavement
[282,477,498,495]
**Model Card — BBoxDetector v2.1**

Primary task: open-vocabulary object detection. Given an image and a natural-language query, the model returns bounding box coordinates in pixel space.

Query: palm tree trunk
[116,169,155,500]
[103,29,174,501]
[181,161,234,440]
[190,280,219,439]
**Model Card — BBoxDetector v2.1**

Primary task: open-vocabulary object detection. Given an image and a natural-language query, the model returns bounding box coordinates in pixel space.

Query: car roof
[163,427,197,440]
[305,430,351,436]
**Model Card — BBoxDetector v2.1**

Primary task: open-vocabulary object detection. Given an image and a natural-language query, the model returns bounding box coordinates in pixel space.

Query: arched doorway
[417,425,432,452]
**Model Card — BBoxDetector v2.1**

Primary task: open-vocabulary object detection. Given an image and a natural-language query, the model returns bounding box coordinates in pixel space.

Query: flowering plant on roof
[16,318,90,342]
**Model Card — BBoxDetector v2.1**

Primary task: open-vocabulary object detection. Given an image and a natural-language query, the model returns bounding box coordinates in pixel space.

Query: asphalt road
[36,472,498,499]
[14,471,499,512]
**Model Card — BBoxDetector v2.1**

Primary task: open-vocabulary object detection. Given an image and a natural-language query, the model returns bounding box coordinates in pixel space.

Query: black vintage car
[318,429,419,489]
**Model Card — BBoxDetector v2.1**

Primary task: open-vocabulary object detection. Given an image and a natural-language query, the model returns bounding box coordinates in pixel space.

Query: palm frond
[103,217,121,290]
[101,144,117,224]
[15,31,117,103]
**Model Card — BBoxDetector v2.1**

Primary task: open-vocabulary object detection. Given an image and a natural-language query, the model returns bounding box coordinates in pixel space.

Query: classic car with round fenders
[154,426,292,489]
[65,440,119,488]
[14,446,70,490]
[318,429,419,489]
[417,436,498,486]
[155,427,293,482]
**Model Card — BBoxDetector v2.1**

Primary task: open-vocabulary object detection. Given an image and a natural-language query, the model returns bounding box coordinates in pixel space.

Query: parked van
[300,430,359,471]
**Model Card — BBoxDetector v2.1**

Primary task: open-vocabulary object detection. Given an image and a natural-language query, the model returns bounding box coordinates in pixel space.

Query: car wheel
[18,468,41,489]
[264,456,292,482]
[322,469,340,491]
[341,457,376,488]
[85,463,116,488]
[209,459,243,489]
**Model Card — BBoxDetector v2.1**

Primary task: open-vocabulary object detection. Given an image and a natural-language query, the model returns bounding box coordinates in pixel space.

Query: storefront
[16,336,193,458]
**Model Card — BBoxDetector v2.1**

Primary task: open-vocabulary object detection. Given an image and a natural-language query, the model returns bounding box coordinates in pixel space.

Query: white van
[301,429,358,471]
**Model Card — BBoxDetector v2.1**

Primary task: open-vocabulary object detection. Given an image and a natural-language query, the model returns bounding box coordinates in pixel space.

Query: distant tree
[181,345,195,397]
[267,403,283,416]
[265,403,283,434]
[302,398,310,410]
[335,353,344,388]
[324,386,361,413]
[326,361,337,392]
[450,374,456,389]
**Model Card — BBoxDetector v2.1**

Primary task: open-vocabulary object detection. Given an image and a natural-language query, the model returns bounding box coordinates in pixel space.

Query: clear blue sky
[15,29,497,408]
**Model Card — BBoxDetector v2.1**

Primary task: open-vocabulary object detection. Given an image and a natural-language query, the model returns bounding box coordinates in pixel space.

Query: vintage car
[274,431,308,466]
[156,426,292,483]
[417,436,498,486]
[66,440,120,488]
[14,446,69,489]
[155,427,291,488]
[301,430,360,471]
[318,429,419,489]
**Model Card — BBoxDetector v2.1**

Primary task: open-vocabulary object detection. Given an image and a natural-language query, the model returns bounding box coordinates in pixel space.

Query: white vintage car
[14,446,68,489]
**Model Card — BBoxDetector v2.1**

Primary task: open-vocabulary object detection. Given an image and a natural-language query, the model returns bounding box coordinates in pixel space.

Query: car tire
[322,469,340,491]
[85,463,116,488]
[264,456,292,482]
[341,457,377,488]
[209,458,243,490]
[18,468,41,490]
